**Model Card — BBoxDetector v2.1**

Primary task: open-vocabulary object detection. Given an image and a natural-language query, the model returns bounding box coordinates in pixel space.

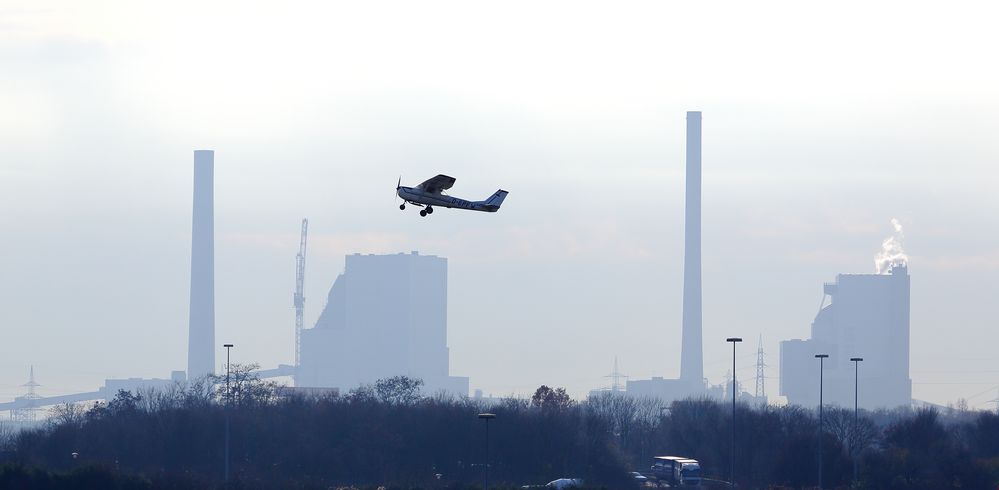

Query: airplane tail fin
[481,190,508,211]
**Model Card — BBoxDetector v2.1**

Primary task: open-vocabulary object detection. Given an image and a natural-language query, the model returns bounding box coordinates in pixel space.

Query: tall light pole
[223,343,234,483]
[726,337,742,487]
[851,357,864,484]
[478,413,496,489]
[815,353,829,490]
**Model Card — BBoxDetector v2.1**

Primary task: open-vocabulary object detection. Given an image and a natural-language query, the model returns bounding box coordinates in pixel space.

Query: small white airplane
[396,174,508,217]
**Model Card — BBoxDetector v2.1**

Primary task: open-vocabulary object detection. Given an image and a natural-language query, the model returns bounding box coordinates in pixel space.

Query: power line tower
[293,218,308,380]
[604,356,628,392]
[12,366,42,422]
[755,335,767,399]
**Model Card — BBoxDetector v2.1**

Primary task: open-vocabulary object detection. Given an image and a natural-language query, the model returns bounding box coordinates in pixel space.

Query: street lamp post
[851,357,864,484]
[815,354,829,490]
[223,343,234,483]
[726,337,743,487]
[478,413,496,489]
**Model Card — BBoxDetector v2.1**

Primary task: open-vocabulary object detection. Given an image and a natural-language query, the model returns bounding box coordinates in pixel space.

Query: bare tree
[824,406,878,457]
[48,402,87,428]
[375,376,424,405]
[209,362,280,407]
[0,421,14,451]
[531,385,574,412]
[587,392,638,446]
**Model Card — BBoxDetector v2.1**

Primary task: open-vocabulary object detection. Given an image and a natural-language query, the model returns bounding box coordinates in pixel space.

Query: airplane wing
[416,174,457,195]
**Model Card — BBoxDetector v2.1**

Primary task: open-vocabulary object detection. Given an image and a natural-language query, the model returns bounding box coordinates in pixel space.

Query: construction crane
[293,219,308,377]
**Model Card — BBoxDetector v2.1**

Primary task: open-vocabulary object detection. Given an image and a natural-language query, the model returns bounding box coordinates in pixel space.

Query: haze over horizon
[2,1,998,409]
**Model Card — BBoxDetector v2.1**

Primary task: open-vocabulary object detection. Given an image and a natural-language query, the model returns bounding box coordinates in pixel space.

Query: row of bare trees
[3,371,632,488]
[585,391,999,488]
[2,371,998,488]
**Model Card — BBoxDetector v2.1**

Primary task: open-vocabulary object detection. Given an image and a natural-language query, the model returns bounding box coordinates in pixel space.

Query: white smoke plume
[875,218,908,274]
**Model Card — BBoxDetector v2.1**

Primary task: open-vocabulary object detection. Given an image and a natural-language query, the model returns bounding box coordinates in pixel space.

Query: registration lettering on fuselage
[449,197,472,208]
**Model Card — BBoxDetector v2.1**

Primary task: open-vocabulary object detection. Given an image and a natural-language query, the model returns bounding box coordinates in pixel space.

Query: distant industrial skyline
[2,1,998,409]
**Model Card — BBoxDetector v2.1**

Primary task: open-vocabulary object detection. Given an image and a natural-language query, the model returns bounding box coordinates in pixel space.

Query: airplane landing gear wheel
[426,206,434,214]
[399,204,406,210]
[420,210,428,217]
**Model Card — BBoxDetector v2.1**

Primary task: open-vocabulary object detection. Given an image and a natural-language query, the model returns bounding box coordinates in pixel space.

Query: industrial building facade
[780,265,911,409]
[298,252,468,395]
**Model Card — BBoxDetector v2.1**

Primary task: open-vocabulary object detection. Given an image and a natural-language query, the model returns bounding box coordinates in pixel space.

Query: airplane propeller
[396,176,404,209]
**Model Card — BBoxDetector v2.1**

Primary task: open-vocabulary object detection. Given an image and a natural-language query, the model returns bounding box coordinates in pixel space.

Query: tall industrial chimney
[679,111,704,387]
[188,150,215,379]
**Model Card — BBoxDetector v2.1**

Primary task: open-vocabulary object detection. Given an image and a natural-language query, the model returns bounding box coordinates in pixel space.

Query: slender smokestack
[188,150,215,379]
[679,111,703,387]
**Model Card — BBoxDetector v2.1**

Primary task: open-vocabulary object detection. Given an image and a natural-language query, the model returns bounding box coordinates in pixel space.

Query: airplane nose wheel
[419,210,428,217]
[425,206,433,214]
[399,204,406,210]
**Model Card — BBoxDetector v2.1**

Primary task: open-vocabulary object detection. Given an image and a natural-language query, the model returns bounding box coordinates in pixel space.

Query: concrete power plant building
[780,264,912,409]
[188,150,215,380]
[298,252,468,395]
[627,111,707,400]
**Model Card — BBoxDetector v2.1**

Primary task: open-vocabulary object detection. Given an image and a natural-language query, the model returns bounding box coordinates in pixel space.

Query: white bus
[651,456,702,487]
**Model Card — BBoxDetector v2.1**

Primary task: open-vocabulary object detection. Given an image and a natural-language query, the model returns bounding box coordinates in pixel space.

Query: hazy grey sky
[2,1,998,408]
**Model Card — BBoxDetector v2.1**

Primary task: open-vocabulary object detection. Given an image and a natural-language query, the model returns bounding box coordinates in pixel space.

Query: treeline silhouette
[591,394,999,488]
[1,366,997,489]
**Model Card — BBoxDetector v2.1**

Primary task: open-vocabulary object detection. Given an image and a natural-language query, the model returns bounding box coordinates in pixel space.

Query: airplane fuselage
[397,186,500,212]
